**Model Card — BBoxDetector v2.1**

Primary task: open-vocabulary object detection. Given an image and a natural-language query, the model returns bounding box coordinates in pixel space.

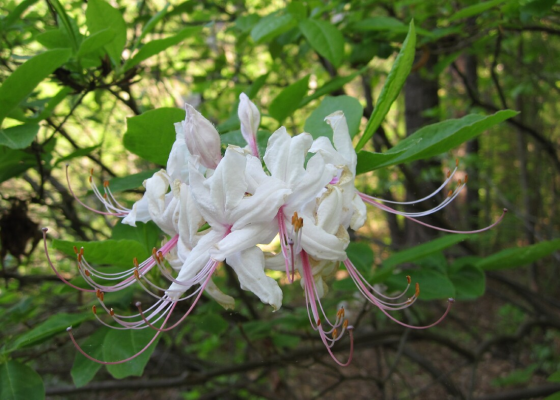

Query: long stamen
[66,301,176,365]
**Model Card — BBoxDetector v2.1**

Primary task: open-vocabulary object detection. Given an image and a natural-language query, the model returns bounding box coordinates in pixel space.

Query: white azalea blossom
[50,92,507,367]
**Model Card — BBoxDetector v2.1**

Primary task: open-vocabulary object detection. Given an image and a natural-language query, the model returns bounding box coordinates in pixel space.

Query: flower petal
[227,246,283,311]
[205,278,235,310]
[324,111,356,175]
[210,222,278,262]
[183,103,222,170]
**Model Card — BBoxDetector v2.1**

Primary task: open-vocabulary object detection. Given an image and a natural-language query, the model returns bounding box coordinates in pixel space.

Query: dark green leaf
[26,87,72,123]
[77,29,116,57]
[8,313,90,351]
[299,19,344,67]
[52,239,150,268]
[0,49,72,126]
[0,146,36,183]
[355,149,407,173]
[86,0,127,66]
[71,328,109,388]
[357,110,518,174]
[522,0,557,16]
[35,29,71,49]
[271,333,301,349]
[0,0,40,32]
[104,327,161,379]
[107,169,159,192]
[387,270,455,300]
[54,145,101,166]
[123,108,185,165]
[548,371,560,382]
[304,95,363,140]
[449,0,506,22]
[251,13,296,43]
[351,16,405,32]
[0,124,39,149]
[269,75,310,122]
[112,221,161,254]
[198,314,228,335]
[123,26,202,72]
[383,234,471,268]
[49,0,80,51]
[300,67,366,107]
[476,239,560,271]
[356,21,416,151]
[347,242,374,276]
[0,361,44,400]
[449,264,485,300]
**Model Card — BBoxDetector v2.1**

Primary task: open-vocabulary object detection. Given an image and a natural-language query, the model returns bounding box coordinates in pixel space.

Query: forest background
[1,0,560,399]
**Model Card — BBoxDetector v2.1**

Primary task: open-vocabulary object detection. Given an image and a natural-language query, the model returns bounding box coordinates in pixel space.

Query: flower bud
[182,103,221,169]
[238,93,260,158]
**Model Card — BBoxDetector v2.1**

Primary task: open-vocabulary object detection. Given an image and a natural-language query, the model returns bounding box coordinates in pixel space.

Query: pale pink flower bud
[182,103,222,169]
[238,93,260,158]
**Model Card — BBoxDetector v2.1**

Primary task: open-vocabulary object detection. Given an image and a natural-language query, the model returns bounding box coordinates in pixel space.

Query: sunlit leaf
[449,0,506,22]
[0,124,39,149]
[269,75,309,122]
[77,29,116,58]
[52,239,150,268]
[86,0,127,66]
[304,95,363,140]
[251,13,296,43]
[299,19,344,68]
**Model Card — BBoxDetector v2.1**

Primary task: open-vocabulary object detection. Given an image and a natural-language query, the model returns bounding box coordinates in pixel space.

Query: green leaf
[351,16,405,32]
[123,26,202,72]
[134,3,170,49]
[299,19,344,68]
[112,221,161,255]
[387,270,455,300]
[0,49,72,126]
[106,169,159,192]
[35,29,71,49]
[71,327,109,388]
[476,239,560,271]
[0,0,40,32]
[522,0,557,16]
[383,234,471,269]
[123,108,185,165]
[198,314,228,335]
[549,371,560,383]
[354,149,407,173]
[449,264,485,300]
[300,67,367,107]
[544,392,560,400]
[0,124,39,149]
[356,20,416,151]
[8,313,90,351]
[77,29,116,58]
[220,130,271,157]
[54,144,101,166]
[269,75,310,122]
[104,327,161,379]
[356,110,518,174]
[86,0,127,66]
[49,0,80,52]
[449,0,506,22]
[0,146,36,183]
[304,95,363,140]
[26,87,72,123]
[251,13,296,43]
[0,361,44,400]
[52,239,150,268]
[346,242,374,276]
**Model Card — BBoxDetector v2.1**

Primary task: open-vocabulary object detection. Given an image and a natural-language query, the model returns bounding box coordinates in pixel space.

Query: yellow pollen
[415,283,420,298]
[92,305,97,314]
[343,319,349,329]
[133,257,139,268]
[134,270,140,280]
[332,328,338,339]
[406,275,411,284]
[447,190,453,198]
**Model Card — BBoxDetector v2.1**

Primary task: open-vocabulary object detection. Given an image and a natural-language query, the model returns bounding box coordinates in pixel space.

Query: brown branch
[474,383,560,400]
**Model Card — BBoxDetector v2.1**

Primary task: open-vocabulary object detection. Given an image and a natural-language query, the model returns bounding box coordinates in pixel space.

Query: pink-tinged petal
[238,93,260,157]
[183,104,222,170]
[227,247,283,311]
[205,278,235,310]
[210,222,278,262]
[324,111,356,175]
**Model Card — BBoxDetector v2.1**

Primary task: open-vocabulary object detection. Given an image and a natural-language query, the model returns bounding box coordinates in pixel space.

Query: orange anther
[447,190,453,198]
[73,246,78,254]
[102,193,107,199]
[133,257,139,268]
[465,174,469,183]
[152,248,157,255]
[317,318,321,326]
[80,248,84,256]
[332,328,338,339]
[447,170,451,178]
[84,269,90,276]
[110,308,115,316]
[92,305,97,314]
[455,158,459,167]
[415,283,420,298]
[134,270,140,279]
[343,319,349,329]
[96,289,104,302]
[406,275,411,284]
[90,168,94,176]
[88,176,93,183]
[458,179,463,186]
[103,180,109,188]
